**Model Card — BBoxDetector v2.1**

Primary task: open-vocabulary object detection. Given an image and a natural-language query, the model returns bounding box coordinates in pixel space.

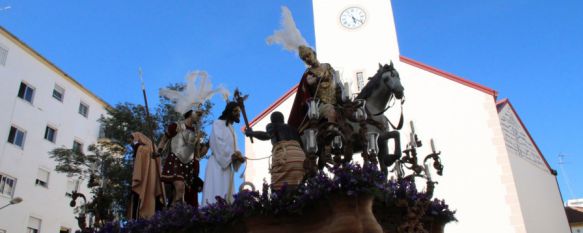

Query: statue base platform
[216,194,448,233]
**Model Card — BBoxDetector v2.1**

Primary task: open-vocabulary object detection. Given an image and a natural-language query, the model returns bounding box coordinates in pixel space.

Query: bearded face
[230,106,241,124]
[219,102,242,125]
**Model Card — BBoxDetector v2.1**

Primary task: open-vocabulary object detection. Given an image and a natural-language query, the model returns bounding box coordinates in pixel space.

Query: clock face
[340,7,366,29]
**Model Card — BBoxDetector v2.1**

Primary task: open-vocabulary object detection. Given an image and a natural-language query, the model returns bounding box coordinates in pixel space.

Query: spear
[138,67,167,207]
[234,88,253,143]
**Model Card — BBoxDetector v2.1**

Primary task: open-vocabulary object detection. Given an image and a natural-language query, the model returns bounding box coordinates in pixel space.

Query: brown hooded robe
[129,132,163,219]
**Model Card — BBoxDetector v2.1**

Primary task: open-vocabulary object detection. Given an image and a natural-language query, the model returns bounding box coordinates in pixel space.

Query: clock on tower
[340,7,366,29]
[312,0,400,95]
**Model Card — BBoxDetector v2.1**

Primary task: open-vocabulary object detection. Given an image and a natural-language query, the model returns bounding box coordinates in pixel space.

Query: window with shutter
[35,169,49,188]
[27,216,41,233]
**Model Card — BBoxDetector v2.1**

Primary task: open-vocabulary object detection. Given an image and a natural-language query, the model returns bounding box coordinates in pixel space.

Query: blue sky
[1,0,582,201]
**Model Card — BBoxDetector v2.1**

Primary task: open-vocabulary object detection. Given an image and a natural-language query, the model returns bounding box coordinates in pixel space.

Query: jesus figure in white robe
[202,102,245,205]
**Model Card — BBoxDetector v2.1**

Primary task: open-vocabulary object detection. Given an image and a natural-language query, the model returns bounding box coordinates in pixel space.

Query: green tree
[50,103,149,226]
[49,82,215,226]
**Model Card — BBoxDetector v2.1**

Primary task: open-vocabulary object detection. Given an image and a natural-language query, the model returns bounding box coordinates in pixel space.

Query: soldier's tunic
[161,122,204,207]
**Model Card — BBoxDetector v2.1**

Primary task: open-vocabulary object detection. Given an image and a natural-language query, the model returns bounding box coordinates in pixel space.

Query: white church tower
[312,0,400,95]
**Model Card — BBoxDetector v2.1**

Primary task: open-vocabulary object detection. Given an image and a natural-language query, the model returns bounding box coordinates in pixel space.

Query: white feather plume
[266,6,308,53]
[159,71,228,114]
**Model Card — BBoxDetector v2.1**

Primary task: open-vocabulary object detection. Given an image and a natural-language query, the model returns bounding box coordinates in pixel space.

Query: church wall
[499,104,571,233]
[508,154,570,232]
[397,62,521,233]
[0,28,108,233]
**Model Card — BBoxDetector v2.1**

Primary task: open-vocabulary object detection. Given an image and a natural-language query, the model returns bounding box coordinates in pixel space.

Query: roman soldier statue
[158,109,208,207]
[157,71,228,207]
[288,45,344,131]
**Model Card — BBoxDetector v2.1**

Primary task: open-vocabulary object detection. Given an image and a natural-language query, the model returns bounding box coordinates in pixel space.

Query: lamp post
[0,197,23,210]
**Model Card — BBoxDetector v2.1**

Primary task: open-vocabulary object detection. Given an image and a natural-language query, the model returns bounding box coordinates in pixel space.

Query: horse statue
[352,62,405,174]
[302,61,405,175]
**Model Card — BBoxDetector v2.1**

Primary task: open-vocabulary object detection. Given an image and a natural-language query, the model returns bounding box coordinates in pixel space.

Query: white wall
[0,28,108,233]
[498,104,571,233]
[397,61,520,233]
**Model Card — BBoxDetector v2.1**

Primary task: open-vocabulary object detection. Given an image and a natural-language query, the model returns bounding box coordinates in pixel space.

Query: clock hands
[351,15,364,25]
[341,7,365,28]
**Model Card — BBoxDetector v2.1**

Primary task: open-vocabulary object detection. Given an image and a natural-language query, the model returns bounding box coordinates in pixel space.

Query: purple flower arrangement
[93,163,455,233]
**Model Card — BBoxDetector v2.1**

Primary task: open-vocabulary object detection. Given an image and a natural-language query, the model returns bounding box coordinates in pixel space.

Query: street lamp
[0,197,23,210]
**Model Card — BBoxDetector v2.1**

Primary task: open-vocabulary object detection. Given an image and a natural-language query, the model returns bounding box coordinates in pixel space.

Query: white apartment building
[0,26,109,233]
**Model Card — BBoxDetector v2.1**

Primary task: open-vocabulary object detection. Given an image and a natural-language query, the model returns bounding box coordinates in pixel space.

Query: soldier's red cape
[287,72,311,130]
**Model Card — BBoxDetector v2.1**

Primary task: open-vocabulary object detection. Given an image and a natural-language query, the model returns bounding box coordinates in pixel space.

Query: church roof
[247,55,497,128]
[496,98,555,174]
[400,56,498,98]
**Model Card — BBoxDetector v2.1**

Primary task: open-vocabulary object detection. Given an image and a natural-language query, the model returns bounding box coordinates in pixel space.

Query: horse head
[378,61,404,100]
[356,61,405,110]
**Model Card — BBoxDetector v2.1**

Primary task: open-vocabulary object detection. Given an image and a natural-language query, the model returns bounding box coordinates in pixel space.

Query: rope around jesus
[239,154,273,179]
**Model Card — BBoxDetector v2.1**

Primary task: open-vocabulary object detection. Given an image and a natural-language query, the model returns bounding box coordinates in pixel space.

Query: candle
[410,121,415,133]
[396,161,404,178]
[424,163,432,181]
[410,132,415,147]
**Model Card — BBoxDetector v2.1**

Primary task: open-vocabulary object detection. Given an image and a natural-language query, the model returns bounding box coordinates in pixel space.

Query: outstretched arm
[244,128,270,141]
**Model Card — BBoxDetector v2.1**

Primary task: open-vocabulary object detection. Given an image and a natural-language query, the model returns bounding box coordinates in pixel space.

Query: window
[78,102,89,117]
[0,173,17,197]
[98,123,106,138]
[72,140,83,154]
[0,45,7,66]
[44,126,57,143]
[18,82,35,103]
[27,217,41,233]
[65,179,79,197]
[35,168,49,188]
[356,72,365,91]
[53,85,65,102]
[8,126,26,148]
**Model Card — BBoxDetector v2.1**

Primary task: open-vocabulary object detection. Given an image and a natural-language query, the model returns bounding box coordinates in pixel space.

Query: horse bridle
[369,93,405,130]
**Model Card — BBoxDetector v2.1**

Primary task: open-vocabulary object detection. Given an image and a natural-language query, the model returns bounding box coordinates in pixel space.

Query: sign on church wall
[498,104,547,170]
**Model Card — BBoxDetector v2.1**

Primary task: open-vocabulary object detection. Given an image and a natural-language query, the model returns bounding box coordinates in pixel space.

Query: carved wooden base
[213,194,448,233]
[239,195,381,233]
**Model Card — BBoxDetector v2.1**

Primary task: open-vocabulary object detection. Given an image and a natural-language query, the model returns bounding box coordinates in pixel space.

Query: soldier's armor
[170,122,199,164]
[310,63,337,105]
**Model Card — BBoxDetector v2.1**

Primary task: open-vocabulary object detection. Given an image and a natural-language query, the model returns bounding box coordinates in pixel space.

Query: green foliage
[101,102,159,145]
[50,82,215,225]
